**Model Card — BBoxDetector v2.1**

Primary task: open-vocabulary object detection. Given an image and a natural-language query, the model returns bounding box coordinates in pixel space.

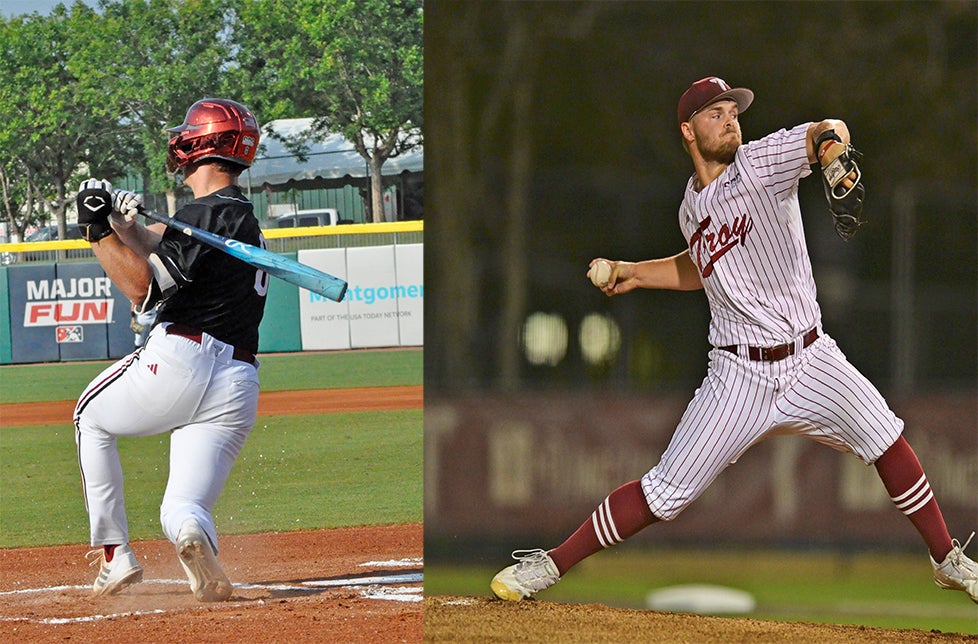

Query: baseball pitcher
[490,77,978,605]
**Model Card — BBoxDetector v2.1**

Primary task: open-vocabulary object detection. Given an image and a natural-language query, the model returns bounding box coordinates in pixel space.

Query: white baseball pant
[74,322,260,552]
[641,333,903,520]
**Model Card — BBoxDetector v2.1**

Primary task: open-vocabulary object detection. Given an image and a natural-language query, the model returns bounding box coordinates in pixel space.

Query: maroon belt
[719,328,819,362]
[165,324,256,365]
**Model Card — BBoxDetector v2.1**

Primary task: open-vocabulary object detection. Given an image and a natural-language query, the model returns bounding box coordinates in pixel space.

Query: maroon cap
[677,77,754,128]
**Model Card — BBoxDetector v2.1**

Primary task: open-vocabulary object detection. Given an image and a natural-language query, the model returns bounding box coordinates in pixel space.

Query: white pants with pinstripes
[641,333,903,520]
[74,323,260,552]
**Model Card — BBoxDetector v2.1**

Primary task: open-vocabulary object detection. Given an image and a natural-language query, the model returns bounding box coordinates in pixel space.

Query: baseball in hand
[588,260,612,288]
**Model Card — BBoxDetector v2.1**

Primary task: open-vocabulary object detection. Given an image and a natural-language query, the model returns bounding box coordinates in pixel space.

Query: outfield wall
[424,391,977,550]
[0,242,423,364]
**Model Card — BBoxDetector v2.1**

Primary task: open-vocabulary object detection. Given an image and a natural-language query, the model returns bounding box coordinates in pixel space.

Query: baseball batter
[491,77,978,604]
[74,98,266,602]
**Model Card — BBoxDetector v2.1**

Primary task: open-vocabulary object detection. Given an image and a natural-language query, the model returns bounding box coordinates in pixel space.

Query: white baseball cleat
[88,543,143,597]
[491,549,560,601]
[176,518,232,602]
[931,532,978,604]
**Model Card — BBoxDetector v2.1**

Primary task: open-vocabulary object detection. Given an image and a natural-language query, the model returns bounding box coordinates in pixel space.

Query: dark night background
[424,1,977,395]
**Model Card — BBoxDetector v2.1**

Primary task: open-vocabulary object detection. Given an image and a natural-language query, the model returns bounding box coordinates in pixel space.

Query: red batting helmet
[166,98,260,172]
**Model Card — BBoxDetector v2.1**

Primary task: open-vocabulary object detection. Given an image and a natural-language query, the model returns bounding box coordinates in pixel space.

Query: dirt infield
[423,595,977,643]
[1,386,424,642]
[0,384,424,427]
[1,524,422,643]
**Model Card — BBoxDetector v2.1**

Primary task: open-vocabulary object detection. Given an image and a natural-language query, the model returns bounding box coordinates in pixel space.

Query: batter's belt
[165,323,257,366]
[718,327,819,362]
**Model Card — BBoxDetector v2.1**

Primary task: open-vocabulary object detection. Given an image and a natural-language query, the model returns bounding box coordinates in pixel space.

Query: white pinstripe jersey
[679,123,819,348]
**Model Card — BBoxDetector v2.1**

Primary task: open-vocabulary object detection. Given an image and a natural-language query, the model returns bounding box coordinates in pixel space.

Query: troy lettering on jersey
[689,214,754,278]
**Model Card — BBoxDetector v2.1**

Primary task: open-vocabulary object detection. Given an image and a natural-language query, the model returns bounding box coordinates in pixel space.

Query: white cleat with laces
[931,532,978,604]
[87,543,143,597]
[491,549,561,601]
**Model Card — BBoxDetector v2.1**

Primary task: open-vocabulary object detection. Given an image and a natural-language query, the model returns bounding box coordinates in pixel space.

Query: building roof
[244,118,423,190]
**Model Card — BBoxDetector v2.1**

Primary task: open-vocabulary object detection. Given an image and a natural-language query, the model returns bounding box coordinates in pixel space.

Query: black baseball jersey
[147,185,267,353]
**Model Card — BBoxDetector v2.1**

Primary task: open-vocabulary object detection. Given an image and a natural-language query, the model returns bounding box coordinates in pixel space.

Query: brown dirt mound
[1,524,422,643]
[422,595,976,643]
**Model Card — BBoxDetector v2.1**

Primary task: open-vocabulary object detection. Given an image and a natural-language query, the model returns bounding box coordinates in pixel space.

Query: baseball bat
[137,206,348,302]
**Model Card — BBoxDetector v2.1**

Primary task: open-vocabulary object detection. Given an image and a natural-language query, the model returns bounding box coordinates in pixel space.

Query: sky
[2,0,98,18]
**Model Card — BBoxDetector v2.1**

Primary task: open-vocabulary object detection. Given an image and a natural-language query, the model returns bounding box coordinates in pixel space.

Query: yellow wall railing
[0,220,423,255]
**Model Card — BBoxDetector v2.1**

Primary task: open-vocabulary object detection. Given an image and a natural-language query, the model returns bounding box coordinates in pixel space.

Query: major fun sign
[23,277,115,327]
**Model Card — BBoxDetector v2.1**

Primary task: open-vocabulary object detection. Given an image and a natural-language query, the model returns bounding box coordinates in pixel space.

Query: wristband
[814,128,842,163]
[79,222,114,242]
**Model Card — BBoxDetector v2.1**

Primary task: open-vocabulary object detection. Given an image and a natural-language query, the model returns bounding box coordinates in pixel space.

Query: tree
[0,7,134,239]
[0,0,423,234]
[93,0,242,213]
[0,0,258,239]
[0,160,39,242]
[233,0,423,223]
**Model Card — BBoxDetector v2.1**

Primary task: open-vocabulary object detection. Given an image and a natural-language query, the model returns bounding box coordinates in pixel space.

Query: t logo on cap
[677,77,754,129]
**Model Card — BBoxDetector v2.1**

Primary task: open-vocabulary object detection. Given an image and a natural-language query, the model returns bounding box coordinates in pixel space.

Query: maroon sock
[548,480,658,575]
[103,544,118,562]
[874,435,952,561]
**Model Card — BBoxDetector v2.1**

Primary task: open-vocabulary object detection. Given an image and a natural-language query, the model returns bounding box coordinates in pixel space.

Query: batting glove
[112,189,143,229]
[76,179,114,242]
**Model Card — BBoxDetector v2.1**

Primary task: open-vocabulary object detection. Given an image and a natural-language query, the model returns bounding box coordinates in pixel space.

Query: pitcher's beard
[702,137,739,165]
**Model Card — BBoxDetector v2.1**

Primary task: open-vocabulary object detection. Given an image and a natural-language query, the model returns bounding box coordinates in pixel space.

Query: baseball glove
[815,129,865,241]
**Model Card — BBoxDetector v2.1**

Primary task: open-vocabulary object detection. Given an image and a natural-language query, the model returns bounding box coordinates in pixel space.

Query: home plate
[645,584,756,614]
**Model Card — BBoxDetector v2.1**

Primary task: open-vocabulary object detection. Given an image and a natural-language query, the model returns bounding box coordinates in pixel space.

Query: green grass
[0,410,421,547]
[425,547,978,635]
[0,348,422,404]
[220,411,423,534]
[0,350,423,547]
[256,349,422,392]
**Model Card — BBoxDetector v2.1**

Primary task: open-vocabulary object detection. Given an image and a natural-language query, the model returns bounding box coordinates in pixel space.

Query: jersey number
[254,234,270,296]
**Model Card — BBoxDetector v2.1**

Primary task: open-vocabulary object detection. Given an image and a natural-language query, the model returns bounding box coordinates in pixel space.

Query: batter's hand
[111,190,143,230]
[76,179,114,242]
